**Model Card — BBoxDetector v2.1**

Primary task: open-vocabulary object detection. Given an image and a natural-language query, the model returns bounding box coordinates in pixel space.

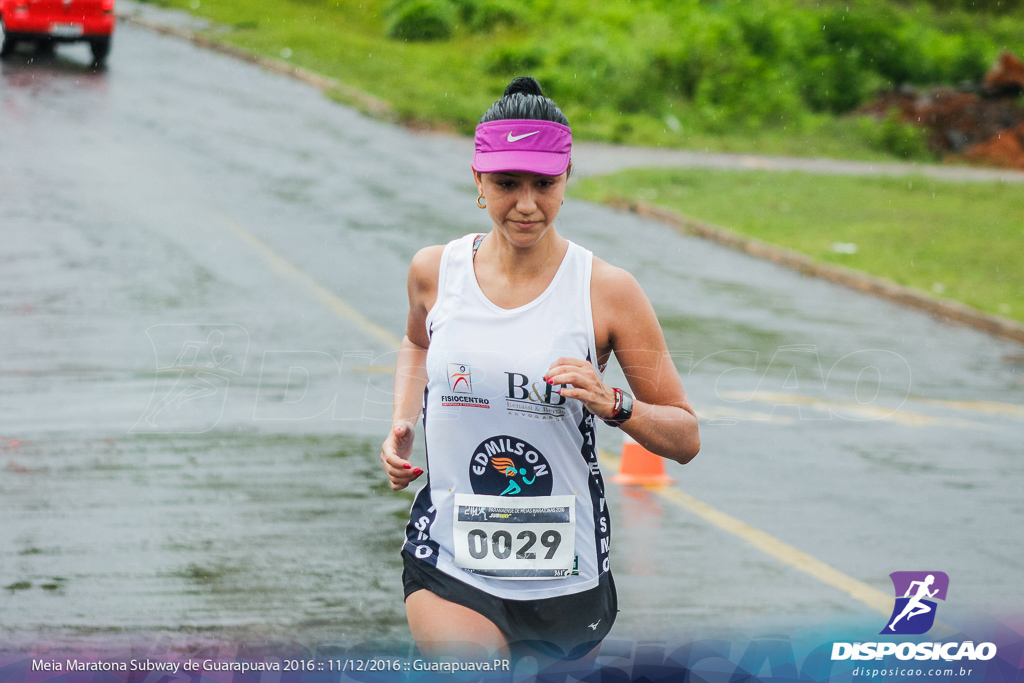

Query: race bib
[452,493,576,579]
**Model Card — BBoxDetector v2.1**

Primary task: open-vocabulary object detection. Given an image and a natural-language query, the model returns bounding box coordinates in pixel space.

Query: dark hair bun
[504,77,543,98]
[480,76,568,126]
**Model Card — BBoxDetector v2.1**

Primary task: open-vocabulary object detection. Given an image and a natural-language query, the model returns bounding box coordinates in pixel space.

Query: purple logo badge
[881,571,949,635]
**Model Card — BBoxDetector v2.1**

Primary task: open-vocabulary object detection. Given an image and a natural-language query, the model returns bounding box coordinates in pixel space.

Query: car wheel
[90,36,110,65]
[0,35,17,59]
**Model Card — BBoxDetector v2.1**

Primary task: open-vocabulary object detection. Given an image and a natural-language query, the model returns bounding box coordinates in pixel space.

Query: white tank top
[403,233,611,600]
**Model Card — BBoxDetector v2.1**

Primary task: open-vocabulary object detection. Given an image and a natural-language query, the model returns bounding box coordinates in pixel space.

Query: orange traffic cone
[610,433,675,486]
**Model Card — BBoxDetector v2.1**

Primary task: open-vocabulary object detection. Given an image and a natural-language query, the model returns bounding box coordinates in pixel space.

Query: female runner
[380,77,700,662]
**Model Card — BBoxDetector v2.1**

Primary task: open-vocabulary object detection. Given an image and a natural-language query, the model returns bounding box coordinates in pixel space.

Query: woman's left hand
[543,357,617,420]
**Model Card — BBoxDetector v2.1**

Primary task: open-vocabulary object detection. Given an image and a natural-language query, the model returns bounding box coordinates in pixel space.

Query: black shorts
[402,551,617,660]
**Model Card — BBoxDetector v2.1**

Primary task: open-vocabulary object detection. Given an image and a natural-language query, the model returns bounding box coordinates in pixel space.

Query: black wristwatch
[601,388,633,427]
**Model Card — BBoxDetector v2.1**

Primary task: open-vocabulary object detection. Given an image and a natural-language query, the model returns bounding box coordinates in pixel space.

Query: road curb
[117,14,393,119]
[608,198,1024,345]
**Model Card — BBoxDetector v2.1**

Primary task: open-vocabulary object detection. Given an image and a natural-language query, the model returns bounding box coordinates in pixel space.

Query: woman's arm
[380,246,444,490]
[544,260,700,464]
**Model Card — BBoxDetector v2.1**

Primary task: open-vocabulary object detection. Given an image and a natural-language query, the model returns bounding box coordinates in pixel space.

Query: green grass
[134,0,1023,323]
[570,169,1024,324]
[134,0,1024,161]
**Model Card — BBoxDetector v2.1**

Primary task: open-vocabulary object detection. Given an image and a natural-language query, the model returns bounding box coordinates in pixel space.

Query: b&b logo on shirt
[505,372,567,420]
[469,435,552,497]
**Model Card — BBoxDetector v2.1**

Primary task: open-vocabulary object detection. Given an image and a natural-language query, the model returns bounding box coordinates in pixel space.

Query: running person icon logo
[131,324,249,434]
[881,571,950,634]
[490,457,540,496]
[469,435,552,497]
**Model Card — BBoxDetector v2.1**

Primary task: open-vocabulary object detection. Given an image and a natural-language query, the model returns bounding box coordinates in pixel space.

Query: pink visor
[472,119,572,176]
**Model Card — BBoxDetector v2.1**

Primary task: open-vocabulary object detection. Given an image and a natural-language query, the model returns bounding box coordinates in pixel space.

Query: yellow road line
[598,448,893,616]
[717,391,986,430]
[348,365,399,374]
[695,406,795,424]
[913,397,1024,420]
[220,216,402,349]
[221,212,959,627]
[213,223,1021,431]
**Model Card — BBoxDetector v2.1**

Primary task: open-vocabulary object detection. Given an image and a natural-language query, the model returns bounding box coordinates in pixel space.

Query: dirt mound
[959,122,1024,170]
[859,51,1024,170]
[984,51,1024,98]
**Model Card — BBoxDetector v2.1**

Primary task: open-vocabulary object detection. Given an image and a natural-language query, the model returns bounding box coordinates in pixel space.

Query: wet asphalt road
[1,18,1023,653]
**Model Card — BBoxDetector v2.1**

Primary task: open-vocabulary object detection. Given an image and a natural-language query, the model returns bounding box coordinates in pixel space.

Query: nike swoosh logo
[507,131,540,142]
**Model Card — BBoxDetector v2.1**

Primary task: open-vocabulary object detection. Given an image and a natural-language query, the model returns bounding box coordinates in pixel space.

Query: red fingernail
[413,468,423,475]
[403,463,411,469]
[547,379,553,384]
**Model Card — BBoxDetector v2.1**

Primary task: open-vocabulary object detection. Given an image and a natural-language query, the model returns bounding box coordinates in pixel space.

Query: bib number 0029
[452,493,575,579]
[466,528,561,560]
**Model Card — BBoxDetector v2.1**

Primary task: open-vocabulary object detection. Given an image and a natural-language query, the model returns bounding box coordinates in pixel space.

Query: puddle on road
[1,431,413,647]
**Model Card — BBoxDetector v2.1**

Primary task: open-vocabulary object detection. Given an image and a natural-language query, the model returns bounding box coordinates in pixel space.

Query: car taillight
[101,0,114,12]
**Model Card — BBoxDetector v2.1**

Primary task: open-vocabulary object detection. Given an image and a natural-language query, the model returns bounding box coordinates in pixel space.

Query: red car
[0,0,115,64]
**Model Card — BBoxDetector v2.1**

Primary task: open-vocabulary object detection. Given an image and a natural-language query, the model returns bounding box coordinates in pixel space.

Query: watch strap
[601,388,633,427]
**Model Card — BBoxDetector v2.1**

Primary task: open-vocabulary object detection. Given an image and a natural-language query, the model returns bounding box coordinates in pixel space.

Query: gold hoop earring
[477,194,487,209]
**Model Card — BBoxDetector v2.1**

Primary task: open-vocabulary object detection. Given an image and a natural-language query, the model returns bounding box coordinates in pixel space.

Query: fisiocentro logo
[831,571,997,662]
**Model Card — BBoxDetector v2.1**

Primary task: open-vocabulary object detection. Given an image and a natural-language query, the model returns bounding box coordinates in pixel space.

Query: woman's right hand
[380,420,424,491]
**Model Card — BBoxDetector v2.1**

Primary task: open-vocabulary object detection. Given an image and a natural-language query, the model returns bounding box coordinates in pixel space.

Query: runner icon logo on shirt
[469,436,552,497]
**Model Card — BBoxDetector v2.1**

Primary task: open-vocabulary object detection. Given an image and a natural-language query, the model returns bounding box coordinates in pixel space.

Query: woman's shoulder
[410,232,480,275]
[590,255,645,308]
[410,244,446,276]
[590,255,657,351]
[407,244,446,300]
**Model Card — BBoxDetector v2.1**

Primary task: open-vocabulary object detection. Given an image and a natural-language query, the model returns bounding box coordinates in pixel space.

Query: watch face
[619,391,633,420]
